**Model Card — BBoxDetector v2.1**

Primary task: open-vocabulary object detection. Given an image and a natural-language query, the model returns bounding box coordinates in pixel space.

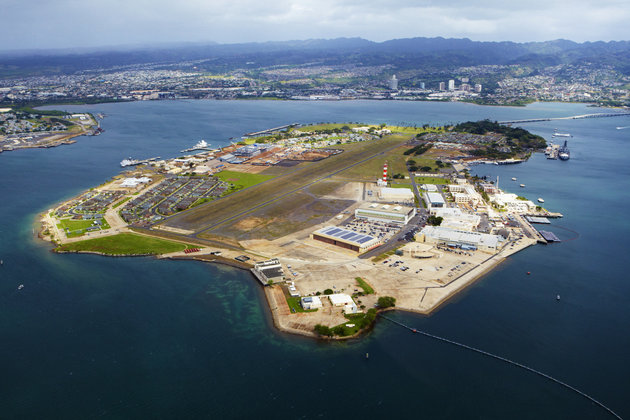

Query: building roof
[420,226,502,248]
[314,226,378,246]
[426,192,445,204]
[380,187,414,197]
[329,294,354,306]
[357,202,414,216]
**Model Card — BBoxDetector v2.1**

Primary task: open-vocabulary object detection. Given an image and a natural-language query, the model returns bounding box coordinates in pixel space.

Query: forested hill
[1,37,629,77]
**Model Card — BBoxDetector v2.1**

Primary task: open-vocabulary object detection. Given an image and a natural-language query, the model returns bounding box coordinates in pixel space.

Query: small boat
[365,353,369,359]
[520,184,525,188]
[18,284,24,290]
[527,271,531,275]
[556,295,561,301]
[537,198,544,203]
[511,177,517,181]
[411,328,418,333]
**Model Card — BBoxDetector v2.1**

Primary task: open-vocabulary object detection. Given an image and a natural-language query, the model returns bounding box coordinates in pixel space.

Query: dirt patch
[233,217,269,230]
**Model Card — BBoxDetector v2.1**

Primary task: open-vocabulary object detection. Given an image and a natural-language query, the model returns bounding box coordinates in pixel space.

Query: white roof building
[491,193,536,213]
[120,177,151,188]
[417,225,504,252]
[378,187,414,203]
[328,294,358,314]
[301,296,323,310]
[355,203,416,225]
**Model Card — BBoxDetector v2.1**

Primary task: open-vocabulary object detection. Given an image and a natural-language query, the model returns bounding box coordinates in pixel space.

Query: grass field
[57,218,111,238]
[295,123,360,132]
[163,134,412,233]
[55,233,194,255]
[332,140,411,182]
[415,176,448,184]
[215,170,275,192]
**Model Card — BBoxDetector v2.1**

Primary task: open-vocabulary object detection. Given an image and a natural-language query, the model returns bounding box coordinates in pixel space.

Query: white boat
[511,177,517,181]
[520,184,525,188]
[538,198,544,203]
[552,132,571,138]
[18,284,24,290]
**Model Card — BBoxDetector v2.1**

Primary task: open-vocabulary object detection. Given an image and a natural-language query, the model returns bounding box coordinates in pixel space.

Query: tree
[377,296,396,308]
[427,215,443,226]
[324,288,333,295]
[314,324,333,337]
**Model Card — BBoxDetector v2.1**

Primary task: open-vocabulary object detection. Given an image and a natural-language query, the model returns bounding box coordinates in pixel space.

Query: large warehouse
[355,203,416,225]
[311,226,382,253]
[416,226,504,252]
[424,192,445,208]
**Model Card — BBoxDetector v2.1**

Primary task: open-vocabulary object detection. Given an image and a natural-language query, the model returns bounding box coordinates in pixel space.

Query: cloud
[0,0,628,50]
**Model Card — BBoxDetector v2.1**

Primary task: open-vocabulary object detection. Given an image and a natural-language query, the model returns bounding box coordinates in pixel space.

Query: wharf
[540,230,561,242]
[513,213,548,244]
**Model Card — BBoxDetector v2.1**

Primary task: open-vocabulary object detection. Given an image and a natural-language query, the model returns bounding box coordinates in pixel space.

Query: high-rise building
[420,82,425,89]
[439,82,446,91]
[461,83,471,92]
[474,84,482,93]
[388,75,398,90]
[448,79,455,91]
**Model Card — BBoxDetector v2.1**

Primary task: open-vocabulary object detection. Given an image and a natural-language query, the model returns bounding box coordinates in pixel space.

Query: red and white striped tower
[382,162,388,182]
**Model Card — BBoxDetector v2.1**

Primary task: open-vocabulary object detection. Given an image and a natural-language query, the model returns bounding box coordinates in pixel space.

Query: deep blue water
[1,100,629,419]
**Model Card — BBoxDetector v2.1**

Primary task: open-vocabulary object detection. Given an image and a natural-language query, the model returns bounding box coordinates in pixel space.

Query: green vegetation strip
[355,277,374,295]
[55,233,195,255]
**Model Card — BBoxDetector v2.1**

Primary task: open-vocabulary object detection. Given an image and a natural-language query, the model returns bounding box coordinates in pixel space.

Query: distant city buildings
[439,82,446,91]
[448,79,455,91]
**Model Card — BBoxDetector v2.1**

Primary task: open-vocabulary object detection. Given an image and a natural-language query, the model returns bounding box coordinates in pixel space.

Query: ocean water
[1,100,629,419]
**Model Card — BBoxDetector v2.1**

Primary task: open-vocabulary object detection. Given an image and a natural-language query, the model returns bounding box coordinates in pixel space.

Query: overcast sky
[2,0,629,51]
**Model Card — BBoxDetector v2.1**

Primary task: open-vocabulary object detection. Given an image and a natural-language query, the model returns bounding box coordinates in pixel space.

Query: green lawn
[215,170,275,192]
[415,176,448,185]
[389,183,413,189]
[285,294,318,313]
[56,233,195,255]
[57,218,111,238]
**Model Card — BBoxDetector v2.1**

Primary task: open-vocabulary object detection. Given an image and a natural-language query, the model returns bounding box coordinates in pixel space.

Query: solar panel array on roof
[316,226,376,245]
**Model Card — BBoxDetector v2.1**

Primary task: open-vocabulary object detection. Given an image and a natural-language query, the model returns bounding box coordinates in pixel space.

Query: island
[0,107,101,153]
[39,121,561,339]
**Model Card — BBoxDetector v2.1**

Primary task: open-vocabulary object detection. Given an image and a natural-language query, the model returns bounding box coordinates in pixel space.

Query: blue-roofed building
[310,226,382,253]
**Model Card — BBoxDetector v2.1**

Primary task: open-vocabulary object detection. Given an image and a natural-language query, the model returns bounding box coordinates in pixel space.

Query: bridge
[499,112,630,124]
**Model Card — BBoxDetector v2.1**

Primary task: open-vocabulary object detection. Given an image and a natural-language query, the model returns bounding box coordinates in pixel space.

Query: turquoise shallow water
[1,100,629,418]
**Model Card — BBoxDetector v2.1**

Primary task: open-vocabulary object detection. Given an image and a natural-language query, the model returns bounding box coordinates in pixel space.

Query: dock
[539,230,561,242]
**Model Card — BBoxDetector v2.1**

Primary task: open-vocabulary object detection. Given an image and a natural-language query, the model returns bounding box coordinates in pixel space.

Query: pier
[379,315,623,420]
[243,123,300,138]
[500,112,630,124]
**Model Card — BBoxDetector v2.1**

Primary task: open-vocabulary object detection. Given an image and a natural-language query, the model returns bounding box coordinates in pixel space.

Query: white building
[417,226,504,252]
[424,192,445,208]
[388,75,398,90]
[120,177,151,188]
[378,187,415,203]
[301,296,323,310]
[328,294,358,314]
[355,203,416,225]
[448,79,455,91]
[490,193,537,213]
[430,207,481,231]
